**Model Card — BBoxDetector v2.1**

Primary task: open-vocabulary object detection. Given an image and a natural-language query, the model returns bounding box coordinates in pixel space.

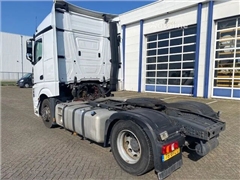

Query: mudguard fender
[38,88,54,98]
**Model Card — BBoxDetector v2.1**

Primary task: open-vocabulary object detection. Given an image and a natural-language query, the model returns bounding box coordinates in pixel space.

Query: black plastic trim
[58,55,65,59]
[56,27,65,32]
[109,22,120,92]
[55,1,69,12]
[56,8,65,13]
[35,26,53,38]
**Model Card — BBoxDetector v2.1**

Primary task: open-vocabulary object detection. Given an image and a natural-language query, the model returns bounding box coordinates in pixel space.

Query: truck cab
[26,1,120,116]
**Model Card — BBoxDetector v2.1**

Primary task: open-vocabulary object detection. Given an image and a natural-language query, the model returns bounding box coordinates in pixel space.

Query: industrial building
[119,0,240,99]
[0,32,32,80]
[1,0,239,100]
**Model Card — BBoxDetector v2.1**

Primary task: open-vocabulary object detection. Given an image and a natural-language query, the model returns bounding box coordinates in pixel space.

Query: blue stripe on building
[193,3,202,97]
[138,20,144,93]
[122,25,126,90]
[204,0,214,98]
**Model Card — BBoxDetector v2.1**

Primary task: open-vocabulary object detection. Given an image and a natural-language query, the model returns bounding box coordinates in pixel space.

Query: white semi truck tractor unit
[26,1,226,179]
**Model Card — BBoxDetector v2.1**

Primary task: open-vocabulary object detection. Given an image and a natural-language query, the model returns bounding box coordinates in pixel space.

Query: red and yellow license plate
[162,148,180,162]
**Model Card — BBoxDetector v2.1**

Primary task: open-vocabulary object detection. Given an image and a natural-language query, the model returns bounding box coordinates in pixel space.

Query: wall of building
[213,0,240,20]
[210,0,240,99]
[119,0,240,99]
[119,0,209,25]
[124,23,140,91]
[142,5,199,94]
[0,32,32,80]
[120,0,201,93]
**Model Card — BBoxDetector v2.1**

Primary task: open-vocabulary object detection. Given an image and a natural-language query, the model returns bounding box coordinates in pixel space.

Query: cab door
[33,37,44,84]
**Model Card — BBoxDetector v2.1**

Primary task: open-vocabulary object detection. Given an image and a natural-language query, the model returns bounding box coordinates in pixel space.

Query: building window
[213,17,240,98]
[145,26,197,94]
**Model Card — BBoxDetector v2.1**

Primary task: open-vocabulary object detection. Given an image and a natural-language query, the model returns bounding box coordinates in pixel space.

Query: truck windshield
[34,39,42,64]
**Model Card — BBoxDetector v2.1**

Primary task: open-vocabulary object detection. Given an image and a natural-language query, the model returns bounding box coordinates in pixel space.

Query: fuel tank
[55,102,116,143]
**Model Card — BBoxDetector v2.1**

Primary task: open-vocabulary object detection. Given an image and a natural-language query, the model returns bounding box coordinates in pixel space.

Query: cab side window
[34,39,42,64]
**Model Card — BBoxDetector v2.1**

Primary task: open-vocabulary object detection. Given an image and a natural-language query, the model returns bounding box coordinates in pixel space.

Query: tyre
[110,120,154,175]
[41,99,55,128]
[24,83,29,88]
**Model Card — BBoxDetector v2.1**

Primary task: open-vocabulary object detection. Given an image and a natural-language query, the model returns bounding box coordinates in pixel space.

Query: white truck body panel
[55,11,112,83]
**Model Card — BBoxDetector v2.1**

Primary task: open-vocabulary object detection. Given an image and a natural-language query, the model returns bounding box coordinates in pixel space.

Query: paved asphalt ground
[1,86,240,180]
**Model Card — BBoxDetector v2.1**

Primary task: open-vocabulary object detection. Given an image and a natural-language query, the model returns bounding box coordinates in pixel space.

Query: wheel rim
[117,130,141,164]
[24,83,29,88]
[41,106,51,122]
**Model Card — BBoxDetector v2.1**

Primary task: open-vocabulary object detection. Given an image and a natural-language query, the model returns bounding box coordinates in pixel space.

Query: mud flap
[157,159,183,180]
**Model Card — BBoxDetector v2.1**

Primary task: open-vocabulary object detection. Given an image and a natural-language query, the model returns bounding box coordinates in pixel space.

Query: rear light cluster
[162,141,179,154]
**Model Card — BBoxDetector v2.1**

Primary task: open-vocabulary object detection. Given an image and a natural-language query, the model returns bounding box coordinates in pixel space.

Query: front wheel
[41,99,55,128]
[24,83,30,88]
[110,120,154,175]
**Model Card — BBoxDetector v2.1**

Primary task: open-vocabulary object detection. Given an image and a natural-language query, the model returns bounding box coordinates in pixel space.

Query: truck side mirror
[26,40,33,62]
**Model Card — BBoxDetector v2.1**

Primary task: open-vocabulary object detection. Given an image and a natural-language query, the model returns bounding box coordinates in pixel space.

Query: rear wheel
[110,120,154,175]
[41,99,55,128]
